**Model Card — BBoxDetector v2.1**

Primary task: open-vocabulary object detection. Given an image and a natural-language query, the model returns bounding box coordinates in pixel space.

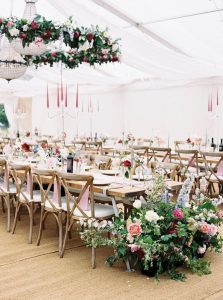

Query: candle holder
[47,101,77,142]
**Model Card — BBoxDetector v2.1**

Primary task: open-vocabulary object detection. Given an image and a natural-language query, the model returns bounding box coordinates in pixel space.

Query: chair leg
[36,209,47,246]
[5,195,11,232]
[11,202,21,234]
[58,212,63,256]
[28,203,34,244]
[1,197,5,213]
[92,247,96,269]
[60,218,71,258]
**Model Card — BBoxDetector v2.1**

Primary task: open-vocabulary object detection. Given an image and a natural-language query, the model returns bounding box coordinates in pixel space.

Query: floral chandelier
[0,0,121,81]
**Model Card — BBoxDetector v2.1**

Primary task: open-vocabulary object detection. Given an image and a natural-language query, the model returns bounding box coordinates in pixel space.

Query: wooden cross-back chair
[148,147,171,164]
[151,161,179,181]
[175,149,200,180]
[200,151,223,196]
[9,163,41,243]
[58,172,114,267]
[90,155,112,170]
[33,169,64,254]
[0,159,18,231]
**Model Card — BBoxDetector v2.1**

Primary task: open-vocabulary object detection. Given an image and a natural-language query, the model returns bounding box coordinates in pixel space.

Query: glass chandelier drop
[0,37,27,82]
[11,0,47,56]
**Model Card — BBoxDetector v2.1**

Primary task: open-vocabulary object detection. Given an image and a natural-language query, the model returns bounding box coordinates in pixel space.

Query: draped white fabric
[0,0,223,97]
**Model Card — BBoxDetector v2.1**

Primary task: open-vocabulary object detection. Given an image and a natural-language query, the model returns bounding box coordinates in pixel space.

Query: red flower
[112,55,119,62]
[31,20,38,29]
[43,31,52,39]
[0,18,3,24]
[87,32,94,42]
[73,31,80,38]
[167,221,177,234]
[83,57,88,62]
[21,143,30,152]
[86,32,94,42]
[20,33,27,39]
[123,160,131,168]
[55,147,60,155]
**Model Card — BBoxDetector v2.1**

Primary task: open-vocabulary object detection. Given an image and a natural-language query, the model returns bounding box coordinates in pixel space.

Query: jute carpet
[0,210,222,300]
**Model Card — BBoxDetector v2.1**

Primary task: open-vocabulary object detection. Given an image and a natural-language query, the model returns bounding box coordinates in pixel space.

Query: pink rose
[128,244,139,253]
[173,208,184,219]
[217,211,223,218]
[7,21,14,27]
[208,224,218,236]
[127,222,142,236]
[198,222,209,234]
[51,51,57,57]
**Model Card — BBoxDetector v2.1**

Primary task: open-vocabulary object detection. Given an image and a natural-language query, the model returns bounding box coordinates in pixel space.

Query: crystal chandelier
[0,37,27,82]
[11,0,47,56]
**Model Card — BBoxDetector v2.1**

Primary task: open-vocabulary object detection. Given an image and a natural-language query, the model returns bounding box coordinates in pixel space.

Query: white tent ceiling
[0,0,223,98]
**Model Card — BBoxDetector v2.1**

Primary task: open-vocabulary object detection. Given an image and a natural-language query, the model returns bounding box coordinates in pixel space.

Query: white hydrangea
[9,28,19,37]
[145,210,160,222]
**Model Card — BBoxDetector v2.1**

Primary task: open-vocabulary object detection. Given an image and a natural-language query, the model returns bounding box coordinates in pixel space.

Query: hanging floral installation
[0,15,121,69]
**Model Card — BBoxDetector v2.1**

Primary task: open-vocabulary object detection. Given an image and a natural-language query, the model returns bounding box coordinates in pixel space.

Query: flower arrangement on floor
[80,174,223,281]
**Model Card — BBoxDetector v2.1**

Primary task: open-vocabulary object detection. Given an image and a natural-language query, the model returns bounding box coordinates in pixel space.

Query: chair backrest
[57,172,94,218]
[175,149,199,177]
[32,168,59,209]
[200,151,223,182]
[9,163,31,197]
[151,161,179,180]
[90,155,112,170]
[149,147,171,163]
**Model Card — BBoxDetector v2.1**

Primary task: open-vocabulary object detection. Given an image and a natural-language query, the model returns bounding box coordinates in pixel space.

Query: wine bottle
[67,153,74,173]
[219,139,223,152]
[210,137,216,151]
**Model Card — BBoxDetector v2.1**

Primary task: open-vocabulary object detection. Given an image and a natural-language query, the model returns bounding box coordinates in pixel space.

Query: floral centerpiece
[121,157,132,178]
[80,175,223,281]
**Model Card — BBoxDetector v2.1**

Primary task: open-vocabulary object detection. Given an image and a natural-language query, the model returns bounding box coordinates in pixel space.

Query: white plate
[101,169,120,176]
[132,174,153,181]
[93,179,111,186]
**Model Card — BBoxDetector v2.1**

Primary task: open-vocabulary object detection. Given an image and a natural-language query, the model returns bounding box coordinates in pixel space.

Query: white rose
[79,41,90,51]
[23,25,28,31]
[102,48,109,55]
[100,220,108,228]
[145,210,160,222]
[9,28,20,37]
[133,199,142,209]
[112,43,119,52]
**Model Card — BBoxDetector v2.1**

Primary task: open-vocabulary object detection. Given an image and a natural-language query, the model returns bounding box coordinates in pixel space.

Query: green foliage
[0,105,9,128]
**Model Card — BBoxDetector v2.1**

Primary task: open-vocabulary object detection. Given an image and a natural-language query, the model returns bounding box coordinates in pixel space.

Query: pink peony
[7,21,14,27]
[128,244,139,253]
[127,222,142,236]
[208,224,218,236]
[173,208,184,219]
[198,222,209,234]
